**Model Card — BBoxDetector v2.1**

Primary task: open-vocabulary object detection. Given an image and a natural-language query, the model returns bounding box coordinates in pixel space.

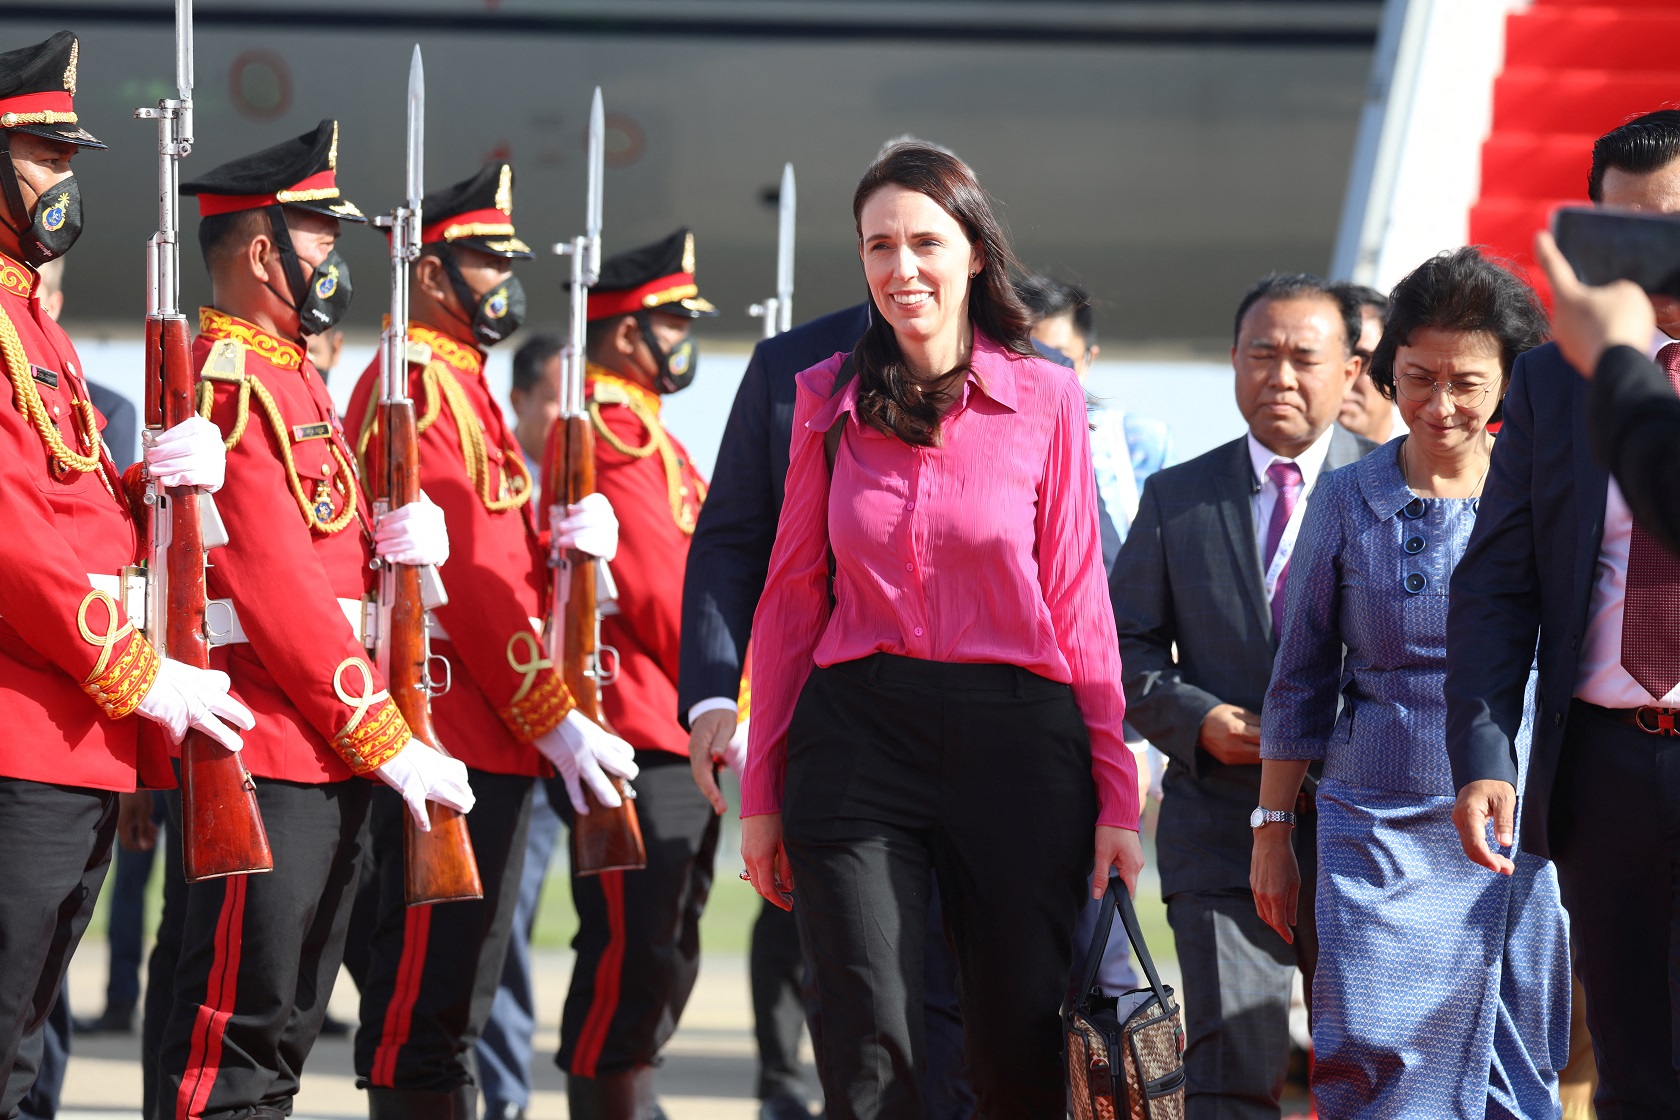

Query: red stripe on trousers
[176,874,249,1120]
[571,870,626,1078]
[370,902,435,1086]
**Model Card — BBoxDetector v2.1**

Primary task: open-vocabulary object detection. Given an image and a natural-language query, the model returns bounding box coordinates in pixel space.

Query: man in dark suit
[1113,273,1370,1119]
[1448,111,1680,1115]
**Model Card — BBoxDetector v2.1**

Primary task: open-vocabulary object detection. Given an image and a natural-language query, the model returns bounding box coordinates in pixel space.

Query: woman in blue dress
[1250,247,1571,1118]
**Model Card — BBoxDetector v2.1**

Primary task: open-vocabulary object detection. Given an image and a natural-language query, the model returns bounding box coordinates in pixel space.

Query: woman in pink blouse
[739,140,1142,1119]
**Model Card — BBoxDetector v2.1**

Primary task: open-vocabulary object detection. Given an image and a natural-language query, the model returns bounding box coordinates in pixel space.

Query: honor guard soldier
[0,31,251,1114]
[547,229,719,1119]
[145,120,474,1120]
[344,163,636,1117]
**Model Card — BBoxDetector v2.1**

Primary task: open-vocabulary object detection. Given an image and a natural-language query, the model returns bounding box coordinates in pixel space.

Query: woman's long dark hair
[850,141,1037,446]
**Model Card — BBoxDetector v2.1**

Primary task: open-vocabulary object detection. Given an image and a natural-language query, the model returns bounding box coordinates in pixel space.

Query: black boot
[366,1084,478,1120]
[567,1066,659,1120]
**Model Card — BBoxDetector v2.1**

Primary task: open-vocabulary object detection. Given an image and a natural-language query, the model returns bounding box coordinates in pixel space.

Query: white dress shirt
[1246,426,1337,564]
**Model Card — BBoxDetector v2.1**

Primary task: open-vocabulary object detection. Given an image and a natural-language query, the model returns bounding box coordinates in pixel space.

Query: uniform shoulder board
[405,340,433,367]
[590,380,631,408]
[200,338,247,383]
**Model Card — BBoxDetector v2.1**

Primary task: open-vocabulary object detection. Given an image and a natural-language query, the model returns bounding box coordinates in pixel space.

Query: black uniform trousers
[0,779,116,1117]
[557,752,721,1078]
[781,655,1096,1120]
[147,776,370,1120]
[354,770,534,1093]
[1555,702,1680,1118]
[751,900,808,1100]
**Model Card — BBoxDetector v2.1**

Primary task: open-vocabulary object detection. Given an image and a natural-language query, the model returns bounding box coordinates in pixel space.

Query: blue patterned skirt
[1309,778,1571,1119]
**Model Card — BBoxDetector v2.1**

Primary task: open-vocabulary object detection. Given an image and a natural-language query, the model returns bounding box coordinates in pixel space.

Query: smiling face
[1392,326,1504,461]
[858,184,981,360]
[1232,294,1358,458]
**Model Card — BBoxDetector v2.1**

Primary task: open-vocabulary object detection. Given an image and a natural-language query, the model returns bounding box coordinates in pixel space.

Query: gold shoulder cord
[360,358,531,513]
[589,384,703,534]
[0,305,104,477]
[196,340,358,534]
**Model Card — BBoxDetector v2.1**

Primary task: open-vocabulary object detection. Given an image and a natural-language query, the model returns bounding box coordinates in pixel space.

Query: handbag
[1065,879,1187,1120]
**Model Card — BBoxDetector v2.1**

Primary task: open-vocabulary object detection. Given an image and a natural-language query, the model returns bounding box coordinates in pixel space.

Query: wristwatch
[1249,806,1298,829]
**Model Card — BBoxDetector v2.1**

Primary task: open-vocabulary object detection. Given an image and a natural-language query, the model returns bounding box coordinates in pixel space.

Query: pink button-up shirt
[742,333,1139,830]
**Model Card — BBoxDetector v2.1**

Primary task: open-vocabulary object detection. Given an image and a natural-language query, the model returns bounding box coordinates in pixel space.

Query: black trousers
[0,779,116,1117]
[752,899,809,1101]
[148,776,370,1120]
[354,770,534,1093]
[1555,702,1680,1118]
[141,795,181,1120]
[557,752,721,1078]
[781,655,1096,1120]
[1165,810,1317,1120]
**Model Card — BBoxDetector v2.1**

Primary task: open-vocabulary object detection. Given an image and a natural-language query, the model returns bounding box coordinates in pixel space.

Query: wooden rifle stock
[554,411,646,876]
[148,316,274,882]
[373,399,483,905]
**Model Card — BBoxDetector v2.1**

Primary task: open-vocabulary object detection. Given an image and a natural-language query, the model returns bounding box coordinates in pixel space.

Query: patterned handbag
[1065,879,1187,1120]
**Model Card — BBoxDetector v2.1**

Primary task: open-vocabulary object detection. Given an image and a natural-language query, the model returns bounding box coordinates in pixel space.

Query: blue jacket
[677,303,871,726]
[1445,341,1608,860]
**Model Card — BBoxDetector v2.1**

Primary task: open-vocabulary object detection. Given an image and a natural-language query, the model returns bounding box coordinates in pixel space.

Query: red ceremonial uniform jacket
[344,322,572,775]
[0,252,168,791]
[545,366,705,757]
[195,308,412,783]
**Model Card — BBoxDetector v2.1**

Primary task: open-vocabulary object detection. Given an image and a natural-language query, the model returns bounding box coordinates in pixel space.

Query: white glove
[135,659,255,752]
[374,738,476,830]
[145,415,228,492]
[722,716,749,778]
[550,492,619,563]
[375,492,450,568]
[536,709,639,815]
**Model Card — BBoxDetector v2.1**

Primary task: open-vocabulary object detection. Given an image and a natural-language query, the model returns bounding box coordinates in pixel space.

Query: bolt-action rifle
[547,89,647,876]
[136,0,273,882]
[747,163,796,339]
[369,47,483,906]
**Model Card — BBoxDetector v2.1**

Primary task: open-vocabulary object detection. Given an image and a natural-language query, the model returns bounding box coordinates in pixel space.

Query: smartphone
[1552,206,1680,298]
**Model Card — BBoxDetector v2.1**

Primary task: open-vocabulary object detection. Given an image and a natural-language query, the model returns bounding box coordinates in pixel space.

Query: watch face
[1249,807,1265,828]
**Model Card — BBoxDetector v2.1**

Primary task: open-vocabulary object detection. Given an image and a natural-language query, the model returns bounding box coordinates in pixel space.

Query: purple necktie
[1264,461,1303,634]
[1621,344,1680,700]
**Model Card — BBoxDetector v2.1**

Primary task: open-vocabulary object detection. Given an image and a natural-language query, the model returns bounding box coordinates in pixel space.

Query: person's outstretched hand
[1092,825,1144,899]
[1454,778,1518,876]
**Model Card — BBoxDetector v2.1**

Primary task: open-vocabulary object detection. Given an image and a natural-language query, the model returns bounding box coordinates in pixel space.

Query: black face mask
[635,311,697,394]
[0,132,84,267]
[439,248,525,348]
[265,206,352,337]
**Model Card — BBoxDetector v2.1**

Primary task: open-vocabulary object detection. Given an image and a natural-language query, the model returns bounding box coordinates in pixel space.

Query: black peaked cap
[181,119,367,222]
[421,162,532,259]
[0,31,105,149]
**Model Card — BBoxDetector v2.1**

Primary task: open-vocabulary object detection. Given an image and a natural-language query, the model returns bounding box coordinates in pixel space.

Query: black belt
[1576,700,1680,737]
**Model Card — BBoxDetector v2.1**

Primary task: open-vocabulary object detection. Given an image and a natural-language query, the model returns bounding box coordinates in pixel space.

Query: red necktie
[1620,343,1680,701]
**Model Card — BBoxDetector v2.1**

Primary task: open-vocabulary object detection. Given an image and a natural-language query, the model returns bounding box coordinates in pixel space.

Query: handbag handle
[1076,877,1174,1018]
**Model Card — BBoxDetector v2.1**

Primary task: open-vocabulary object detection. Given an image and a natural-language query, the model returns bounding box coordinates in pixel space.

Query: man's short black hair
[511,332,563,395]
[197,209,268,275]
[1333,282,1389,320]
[1366,246,1549,401]
[1232,273,1359,355]
[1590,109,1680,203]
[1014,274,1097,347]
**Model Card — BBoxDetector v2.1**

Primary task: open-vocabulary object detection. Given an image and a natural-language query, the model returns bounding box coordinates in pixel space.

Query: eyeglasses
[1395,373,1494,406]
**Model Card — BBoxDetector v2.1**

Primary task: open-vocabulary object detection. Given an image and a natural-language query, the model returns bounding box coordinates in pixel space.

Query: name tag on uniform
[292,422,332,442]
[31,364,58,388]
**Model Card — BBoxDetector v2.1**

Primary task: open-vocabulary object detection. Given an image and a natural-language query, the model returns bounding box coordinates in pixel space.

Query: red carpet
[1469,0,1680,300]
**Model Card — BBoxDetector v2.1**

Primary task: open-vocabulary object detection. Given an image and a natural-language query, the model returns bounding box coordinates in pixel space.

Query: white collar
[1246,425,1336,493]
